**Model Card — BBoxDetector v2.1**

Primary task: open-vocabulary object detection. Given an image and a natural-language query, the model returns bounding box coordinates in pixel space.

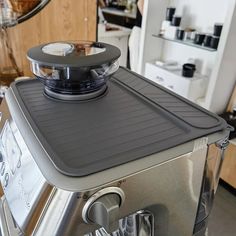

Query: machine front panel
[0,118,47,231]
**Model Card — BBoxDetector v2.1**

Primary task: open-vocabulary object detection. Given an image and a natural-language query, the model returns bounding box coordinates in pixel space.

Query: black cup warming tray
[11,67,228,176]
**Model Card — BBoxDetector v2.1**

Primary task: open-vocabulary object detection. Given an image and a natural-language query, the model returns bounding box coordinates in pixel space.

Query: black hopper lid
[27,41,121,68]
[27,41,121,100]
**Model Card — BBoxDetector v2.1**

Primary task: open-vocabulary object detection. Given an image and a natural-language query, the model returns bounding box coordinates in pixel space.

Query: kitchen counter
[101,7,136,19]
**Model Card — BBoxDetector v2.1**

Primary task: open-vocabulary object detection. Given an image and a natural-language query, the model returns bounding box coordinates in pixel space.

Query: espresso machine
[0,41,230,236]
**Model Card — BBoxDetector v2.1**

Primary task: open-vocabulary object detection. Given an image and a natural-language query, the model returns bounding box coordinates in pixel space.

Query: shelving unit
[152,34,217,52]
[145,62,208,103]
[138,0,236,114]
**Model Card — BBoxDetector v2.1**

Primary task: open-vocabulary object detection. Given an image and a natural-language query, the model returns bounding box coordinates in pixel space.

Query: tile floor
[208,183,236,236]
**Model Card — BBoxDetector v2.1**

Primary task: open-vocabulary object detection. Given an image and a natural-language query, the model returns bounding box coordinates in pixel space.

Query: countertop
[101,7,136,19]
[98,23,131,38]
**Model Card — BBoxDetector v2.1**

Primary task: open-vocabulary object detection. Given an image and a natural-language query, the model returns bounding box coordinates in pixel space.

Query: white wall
[138,0,169,74]
[205,0,236,113]
[161,0,229,76]
[139,0,236,113]
[169,0,228,31]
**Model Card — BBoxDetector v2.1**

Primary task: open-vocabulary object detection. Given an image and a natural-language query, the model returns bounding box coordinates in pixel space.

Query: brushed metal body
[0,92,229,236]
[34,149,207,236]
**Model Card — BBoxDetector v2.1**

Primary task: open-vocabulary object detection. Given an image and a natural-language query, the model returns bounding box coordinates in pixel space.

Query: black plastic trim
[27,41,121,68]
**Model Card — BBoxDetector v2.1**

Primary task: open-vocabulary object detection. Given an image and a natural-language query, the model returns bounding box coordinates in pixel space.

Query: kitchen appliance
[27,41,120,100]
[0,41,230,236]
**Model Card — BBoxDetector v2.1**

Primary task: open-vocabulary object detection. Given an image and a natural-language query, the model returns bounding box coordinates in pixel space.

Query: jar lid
[27,41,121,68]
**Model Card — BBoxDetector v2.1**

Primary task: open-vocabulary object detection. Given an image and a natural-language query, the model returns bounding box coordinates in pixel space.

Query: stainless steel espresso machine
[0,41,230,236]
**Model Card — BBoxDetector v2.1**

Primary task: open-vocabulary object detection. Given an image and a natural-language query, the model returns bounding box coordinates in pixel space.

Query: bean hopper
[0,40,231,236]
[28,41,120,101]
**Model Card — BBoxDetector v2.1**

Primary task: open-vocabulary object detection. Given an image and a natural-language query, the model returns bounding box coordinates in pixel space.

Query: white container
[160,20,171,35]
[164,25,178,39]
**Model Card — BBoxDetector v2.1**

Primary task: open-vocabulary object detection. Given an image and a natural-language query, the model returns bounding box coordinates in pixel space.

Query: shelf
[147,61,208,81]
[152,34,217,52]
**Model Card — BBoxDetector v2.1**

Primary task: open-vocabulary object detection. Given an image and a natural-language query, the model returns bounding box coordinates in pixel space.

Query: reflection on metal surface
[193,138,230,235]
[30,147,207,236]
[119,211,154,236]
[42,42,106,57]
[84,211,154,236]
[0,114,51,233]
[0,196,22,236]
[0,136,208,236]
[82,187,125,224]
[215,139,230,191]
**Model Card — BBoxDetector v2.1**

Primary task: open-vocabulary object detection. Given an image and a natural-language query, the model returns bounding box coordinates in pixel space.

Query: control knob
[82,187,125,233]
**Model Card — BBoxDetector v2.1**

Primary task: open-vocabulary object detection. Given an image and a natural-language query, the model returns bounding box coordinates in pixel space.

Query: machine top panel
[10,67,228,177]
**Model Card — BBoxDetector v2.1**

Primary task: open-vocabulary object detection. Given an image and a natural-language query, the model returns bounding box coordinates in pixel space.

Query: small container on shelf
[210,36,220,49]
[160,20,171,36]
[166,7,176,21]
[171,15,182,27]
[164,25,178,39]
[176,28,185,40]
[182,63,196,78]
[194,33,206,45]
[203,34,213,47]
[214,23,223,37]
[184,28,196,41]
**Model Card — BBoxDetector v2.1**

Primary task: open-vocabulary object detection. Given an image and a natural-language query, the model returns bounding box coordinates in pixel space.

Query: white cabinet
[145,62,208,102]
[98,24,131,67]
